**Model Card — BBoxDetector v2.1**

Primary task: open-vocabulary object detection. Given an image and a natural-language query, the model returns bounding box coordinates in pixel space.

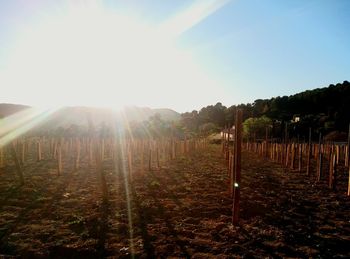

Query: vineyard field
[0,145,349,258]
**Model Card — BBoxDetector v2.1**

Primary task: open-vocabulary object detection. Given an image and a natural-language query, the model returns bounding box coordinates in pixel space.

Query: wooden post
[89,139,93,167]
[148,148,152,171]
[101,139,105,161]
[306,128,312,175]
[141,141,145,175]
[298,143,302,172]
[285,144,290,168]
[0,147,4,168]
[172,139,176,159]
[232,109,242,225]
[37,139,42,161]
[317,133,323,182]
[53,140,57,159]
[156,144,160,168]
[265,126,269,158]
[74,138,80,171]
[336,145,340,165]
[329,151,337,190]
[50,138,54,158]
[347,164,350,196]
[57,140,62,175]
[229,151,235,194]
[347,124,350,167]
[21,139,25,165]
[222,126,226,155]
[10,142,24,185]
[291,143,295,170]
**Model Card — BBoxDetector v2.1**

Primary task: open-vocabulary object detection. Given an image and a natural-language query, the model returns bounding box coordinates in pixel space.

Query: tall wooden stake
[10,142,24,185]
[37,139,42,161]
[317,133,323,182]
[298,143,302,172]
[232,109,242,225]
[57,140,62,175]
[347,123,350,167]
[306,128,312,175]
[347,164,350,196]
[0,147,4,168]
[74,138,80,171]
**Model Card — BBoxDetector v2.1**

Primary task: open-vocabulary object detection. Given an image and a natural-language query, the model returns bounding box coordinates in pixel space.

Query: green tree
[243,116,272,140]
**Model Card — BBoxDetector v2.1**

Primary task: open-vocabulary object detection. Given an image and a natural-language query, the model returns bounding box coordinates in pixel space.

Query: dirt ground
[0,145,349,258]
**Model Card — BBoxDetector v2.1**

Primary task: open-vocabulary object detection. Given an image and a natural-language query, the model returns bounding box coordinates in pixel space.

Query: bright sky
[0,0,349,112]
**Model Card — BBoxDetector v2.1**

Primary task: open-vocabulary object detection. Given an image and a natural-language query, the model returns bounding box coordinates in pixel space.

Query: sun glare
[0,1,229,111]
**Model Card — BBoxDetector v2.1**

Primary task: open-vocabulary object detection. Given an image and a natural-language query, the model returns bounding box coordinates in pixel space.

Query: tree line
[180,81,350,141]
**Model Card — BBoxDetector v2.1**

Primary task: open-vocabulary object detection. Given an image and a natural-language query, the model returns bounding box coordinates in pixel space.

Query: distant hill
[0,103,30,118]
[0,104,180,129]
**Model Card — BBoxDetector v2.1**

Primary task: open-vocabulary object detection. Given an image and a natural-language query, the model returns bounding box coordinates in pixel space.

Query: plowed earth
[0,145,349,258]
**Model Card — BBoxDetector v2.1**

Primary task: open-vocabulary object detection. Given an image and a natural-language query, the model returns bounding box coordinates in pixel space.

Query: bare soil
[0,145,349,258]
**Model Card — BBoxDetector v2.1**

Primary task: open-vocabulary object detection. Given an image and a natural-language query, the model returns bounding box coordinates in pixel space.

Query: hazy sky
[0,0,349,112]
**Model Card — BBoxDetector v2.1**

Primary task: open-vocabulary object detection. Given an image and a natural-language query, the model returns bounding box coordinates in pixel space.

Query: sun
[1,1,229,112]
[5,8,160,109]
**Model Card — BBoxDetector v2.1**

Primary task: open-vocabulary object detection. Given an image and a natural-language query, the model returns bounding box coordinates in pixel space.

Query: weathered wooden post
[265,126,269,158]
[57,139,62,175]
[317,133,323,182]
[156,142,160,168]
[89,138,93,167]
[221,127,225,154]
[347,124,350,167]
[21,139,25,165]
[232,109,242,225]
[148,146,152,171]
[298,143,302,172]
[101,139,105,161]
[347,164,350,196]
[37,138,42,161]
[329,151,337,190]
[10,142,24,185]
[0,147,4,168]
[141,140,145,175]
[306,128,312,175]
[291,143,295,170]
[74,138,80,171]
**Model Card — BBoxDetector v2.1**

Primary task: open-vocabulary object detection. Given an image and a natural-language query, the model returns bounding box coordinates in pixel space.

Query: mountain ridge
[0,104,181,129]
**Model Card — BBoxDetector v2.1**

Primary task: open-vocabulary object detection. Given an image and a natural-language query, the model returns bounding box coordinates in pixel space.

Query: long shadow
[147,186,191,258]
[129,184,156,259]
[96,200,110,258]
[134,167,191,257]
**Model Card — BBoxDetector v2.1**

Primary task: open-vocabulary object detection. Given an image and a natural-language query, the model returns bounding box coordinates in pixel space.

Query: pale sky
[0,0,349,112]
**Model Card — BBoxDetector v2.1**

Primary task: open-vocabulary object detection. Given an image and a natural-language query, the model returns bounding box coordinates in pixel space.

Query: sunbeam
[115,125,135,258]
[159,0,231,38]
[0,106,61,147]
